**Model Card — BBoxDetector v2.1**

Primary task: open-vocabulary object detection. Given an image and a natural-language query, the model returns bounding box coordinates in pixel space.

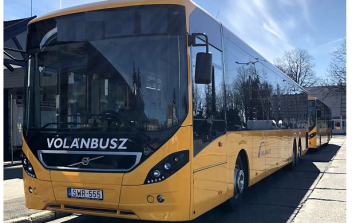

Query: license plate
[67,188,103,200]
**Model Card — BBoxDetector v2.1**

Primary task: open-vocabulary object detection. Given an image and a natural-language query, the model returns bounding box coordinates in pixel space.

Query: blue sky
[3,0,346,80]
[193,0,346,80]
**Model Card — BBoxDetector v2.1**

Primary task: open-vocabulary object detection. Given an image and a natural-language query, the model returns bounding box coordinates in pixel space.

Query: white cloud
[3,0,106,20]
[222,0,293,63]
[296,0,313,28]
[263,23,283,40]
[323,37,346,47]
[310,37,346,55]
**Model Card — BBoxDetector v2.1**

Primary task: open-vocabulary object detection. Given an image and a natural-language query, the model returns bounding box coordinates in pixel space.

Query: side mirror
[189,33,212,84]
[195,52,212,84]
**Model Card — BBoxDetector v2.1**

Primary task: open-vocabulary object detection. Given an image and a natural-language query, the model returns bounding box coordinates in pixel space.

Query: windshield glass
[308,100,316,131]
[24,5,188,150]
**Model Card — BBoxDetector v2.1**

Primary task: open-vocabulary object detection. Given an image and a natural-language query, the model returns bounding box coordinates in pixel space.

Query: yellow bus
[22,0,308,221]
[308,97,332,150]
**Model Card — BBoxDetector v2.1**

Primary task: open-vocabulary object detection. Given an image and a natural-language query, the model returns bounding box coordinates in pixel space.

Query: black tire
[297,141,301,165]
[317,135,322,152]
[305,132,309,150]
[287,142,297,170]
[223,156,247,211]
[325,133,330,145]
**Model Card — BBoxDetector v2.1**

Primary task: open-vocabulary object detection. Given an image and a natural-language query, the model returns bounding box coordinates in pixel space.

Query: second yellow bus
[308,97,332,150]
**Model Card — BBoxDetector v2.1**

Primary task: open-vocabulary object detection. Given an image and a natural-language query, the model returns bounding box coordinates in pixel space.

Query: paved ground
[3,135,347,223]
[3,164,41,221]
[291,136,346,223]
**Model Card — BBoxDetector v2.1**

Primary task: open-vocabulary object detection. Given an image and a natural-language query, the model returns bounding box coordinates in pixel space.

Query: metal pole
[340,90,343,133]
[10,94,14,164]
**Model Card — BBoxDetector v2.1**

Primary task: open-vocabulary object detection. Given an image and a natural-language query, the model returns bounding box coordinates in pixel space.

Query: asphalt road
[4,135,346,223]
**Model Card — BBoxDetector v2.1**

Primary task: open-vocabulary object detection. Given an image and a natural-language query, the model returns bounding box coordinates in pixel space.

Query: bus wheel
[297,142,301,165]
[287,142,297,170]
[326,134,330,145]
[317,135,321,152]
[224,156,246,211]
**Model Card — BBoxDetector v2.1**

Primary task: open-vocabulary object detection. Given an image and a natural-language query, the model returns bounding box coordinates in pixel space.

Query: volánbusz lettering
[46,138,128,149]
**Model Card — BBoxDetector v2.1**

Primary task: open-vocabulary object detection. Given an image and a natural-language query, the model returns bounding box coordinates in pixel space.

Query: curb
[3,161,22,168]
[4,211,71,223]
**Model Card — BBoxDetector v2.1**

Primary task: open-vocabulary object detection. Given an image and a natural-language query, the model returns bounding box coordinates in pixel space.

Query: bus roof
[29,0,195,25]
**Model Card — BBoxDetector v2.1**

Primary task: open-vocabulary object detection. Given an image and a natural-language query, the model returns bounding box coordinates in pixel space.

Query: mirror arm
[188,33,209,53]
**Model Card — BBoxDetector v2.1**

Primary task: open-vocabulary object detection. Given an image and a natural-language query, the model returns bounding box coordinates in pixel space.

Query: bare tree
[274,48,318,87]
[328,40,346,86]
[317,40,346,98]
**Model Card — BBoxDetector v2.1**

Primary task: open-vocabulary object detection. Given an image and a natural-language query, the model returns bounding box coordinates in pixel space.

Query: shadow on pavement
[189,142,341,223]
[4,165,23,180]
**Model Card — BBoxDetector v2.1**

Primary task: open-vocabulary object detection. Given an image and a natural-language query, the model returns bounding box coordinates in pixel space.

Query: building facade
[4,17,34,160]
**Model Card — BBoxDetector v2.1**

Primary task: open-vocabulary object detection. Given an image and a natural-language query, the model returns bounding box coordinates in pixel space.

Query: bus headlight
[28,165,34,172]
[22,153,37,178]
[309,132,316,139]
[163,163,172,170]
[144,150,189,184]
[153,170,161,178]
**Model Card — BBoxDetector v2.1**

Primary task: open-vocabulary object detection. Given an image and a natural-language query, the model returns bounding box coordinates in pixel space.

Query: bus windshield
[24,5,188,150]
[308,100,316,131]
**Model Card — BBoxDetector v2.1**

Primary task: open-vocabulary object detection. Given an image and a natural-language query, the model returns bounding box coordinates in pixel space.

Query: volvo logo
[67,155,105,167]
[81,157,90,165]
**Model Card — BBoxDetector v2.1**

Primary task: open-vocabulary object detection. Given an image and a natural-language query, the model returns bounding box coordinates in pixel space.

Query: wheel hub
[234,167,245,199]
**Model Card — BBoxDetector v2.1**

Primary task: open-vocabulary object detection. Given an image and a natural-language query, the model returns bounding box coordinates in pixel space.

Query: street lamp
[236,58,266,77]
[235,61,252,65]
[235,58,266,65]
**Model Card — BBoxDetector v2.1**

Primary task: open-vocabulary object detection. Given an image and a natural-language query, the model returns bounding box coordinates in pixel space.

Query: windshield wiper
[98,111,152,147]
[26,122,86,142]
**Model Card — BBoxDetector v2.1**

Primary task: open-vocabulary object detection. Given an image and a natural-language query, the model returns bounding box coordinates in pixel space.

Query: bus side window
[191,44,225,156]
